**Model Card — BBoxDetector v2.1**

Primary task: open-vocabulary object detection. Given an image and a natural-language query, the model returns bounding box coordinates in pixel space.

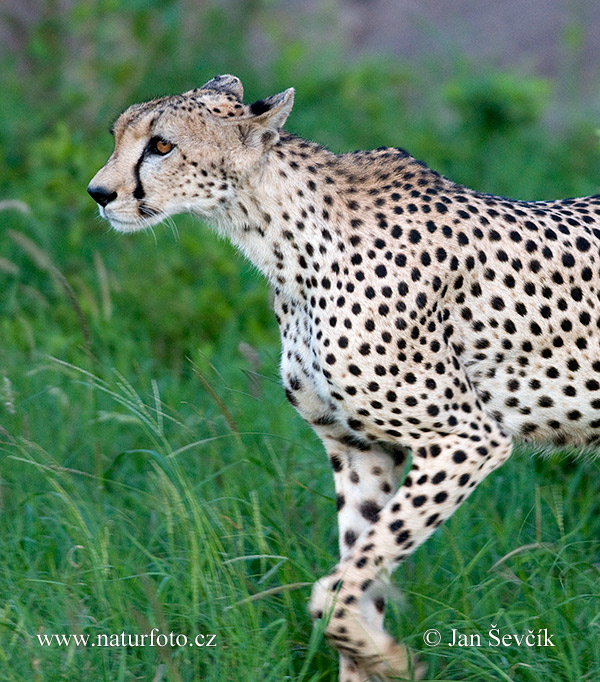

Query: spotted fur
[89,74,600,681]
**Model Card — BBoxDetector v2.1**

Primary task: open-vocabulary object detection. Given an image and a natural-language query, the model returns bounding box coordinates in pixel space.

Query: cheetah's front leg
[312,422,512,680]
[312,431,418,681]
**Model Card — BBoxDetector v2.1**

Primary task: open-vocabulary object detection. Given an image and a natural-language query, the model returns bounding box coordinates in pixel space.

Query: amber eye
[151,138,174,155]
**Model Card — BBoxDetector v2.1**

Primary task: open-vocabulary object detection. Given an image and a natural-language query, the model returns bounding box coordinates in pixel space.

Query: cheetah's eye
[150,138,174,155]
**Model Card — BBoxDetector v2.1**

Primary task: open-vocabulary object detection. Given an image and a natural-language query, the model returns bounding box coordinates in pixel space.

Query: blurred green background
[1,1,599,681]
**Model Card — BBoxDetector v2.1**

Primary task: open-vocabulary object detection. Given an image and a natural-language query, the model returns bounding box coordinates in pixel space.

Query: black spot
[249,99,272,115]
[452,450,467,463]
[338,434,372,451]
[344,529,357,547]
[360,500,381,522]
[395,530,410,544]
[330,455,343,472]
[285,389,298,406]
[431,471,446,484]
[409,229,421,244]
[373,596,385,612]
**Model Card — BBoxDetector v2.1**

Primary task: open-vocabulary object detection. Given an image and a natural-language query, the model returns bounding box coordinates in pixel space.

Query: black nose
[87,185,117,207]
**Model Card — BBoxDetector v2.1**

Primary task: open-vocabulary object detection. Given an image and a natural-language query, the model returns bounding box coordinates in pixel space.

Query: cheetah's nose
[87,185,118,207]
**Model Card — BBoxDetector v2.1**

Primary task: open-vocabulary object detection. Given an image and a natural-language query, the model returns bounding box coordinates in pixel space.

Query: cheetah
[88,74,600,681]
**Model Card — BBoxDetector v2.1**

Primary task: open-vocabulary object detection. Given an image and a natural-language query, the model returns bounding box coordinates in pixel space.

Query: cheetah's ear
[241,88,295,149]
[194,74,244,100]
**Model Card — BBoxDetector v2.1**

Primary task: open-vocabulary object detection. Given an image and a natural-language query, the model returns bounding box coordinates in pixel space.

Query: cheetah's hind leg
[313,418,512,680]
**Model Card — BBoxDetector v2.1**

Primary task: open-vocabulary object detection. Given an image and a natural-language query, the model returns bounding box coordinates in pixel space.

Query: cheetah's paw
[310,575,425,681]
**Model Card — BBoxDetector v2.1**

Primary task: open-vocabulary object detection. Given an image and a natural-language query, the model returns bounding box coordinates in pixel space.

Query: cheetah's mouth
[104,213,149,233]
[100,204,163,233]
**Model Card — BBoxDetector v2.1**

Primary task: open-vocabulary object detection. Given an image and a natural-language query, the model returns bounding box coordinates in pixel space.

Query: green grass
[1,352,599,681]
[1,1,600,680]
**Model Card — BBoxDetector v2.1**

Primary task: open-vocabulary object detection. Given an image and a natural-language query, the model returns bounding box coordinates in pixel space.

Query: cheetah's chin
[106,216,154,234]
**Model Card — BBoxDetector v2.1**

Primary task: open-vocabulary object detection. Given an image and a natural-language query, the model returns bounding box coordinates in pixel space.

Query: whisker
[138,214,158,244]
[139,203,180,241]
[164,215,180,241]
[139,203,160,219]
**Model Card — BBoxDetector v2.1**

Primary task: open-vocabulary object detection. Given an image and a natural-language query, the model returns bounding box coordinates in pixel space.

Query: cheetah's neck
[205,134,346,302]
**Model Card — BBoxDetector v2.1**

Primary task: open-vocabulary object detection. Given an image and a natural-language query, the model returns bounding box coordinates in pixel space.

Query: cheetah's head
[88,75,294,232]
